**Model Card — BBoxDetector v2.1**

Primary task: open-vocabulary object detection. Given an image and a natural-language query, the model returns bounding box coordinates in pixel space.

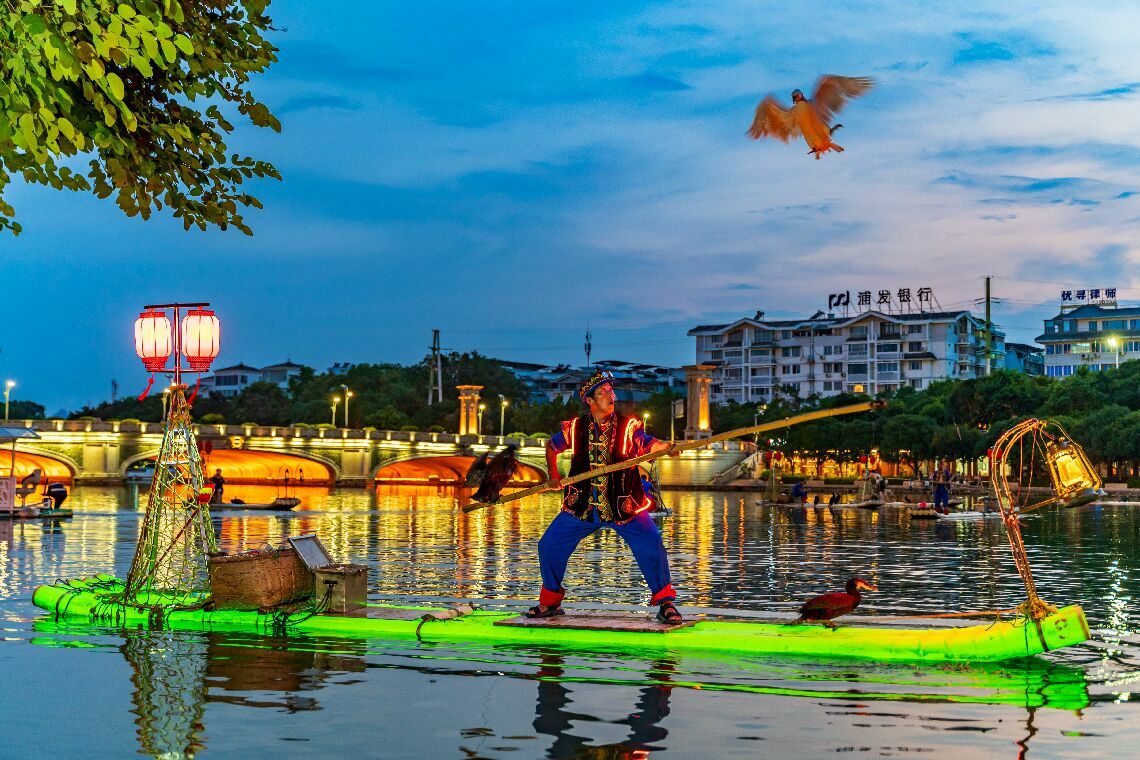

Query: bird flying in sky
[748,75,875,159]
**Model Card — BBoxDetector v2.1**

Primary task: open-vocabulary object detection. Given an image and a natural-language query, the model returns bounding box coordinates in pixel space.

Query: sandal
[656,601,683,625]
[525,604,565,619]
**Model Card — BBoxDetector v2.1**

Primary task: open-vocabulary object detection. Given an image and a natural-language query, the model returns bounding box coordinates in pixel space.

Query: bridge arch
[373,454,546,486]
[3,447,78,484]
[122,448,339,485]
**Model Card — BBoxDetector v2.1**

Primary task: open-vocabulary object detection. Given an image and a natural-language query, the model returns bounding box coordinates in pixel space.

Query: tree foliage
[1,0,280,235]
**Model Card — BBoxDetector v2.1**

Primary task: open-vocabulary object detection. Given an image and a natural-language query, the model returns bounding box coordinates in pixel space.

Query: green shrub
[508,432,528,438]
[400,425,419,432]
[119,417,142,423]
[428,425,446,433]
[241,421,260,427]
[199,414,224,424]
[1127,477,1140,489]
[316,423,334,429]
[823,477,857,485]
[293,423,313,429]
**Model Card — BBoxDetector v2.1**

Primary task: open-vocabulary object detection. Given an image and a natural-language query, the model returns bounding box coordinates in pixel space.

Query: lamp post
[499,394,508,437]
[331,395,341,426]
[161,385,173,420]
[3,380,14,420]
[1107,337,1121,370]
[478,403,486,435]
[642,410,650,433]
[340,385,353,428]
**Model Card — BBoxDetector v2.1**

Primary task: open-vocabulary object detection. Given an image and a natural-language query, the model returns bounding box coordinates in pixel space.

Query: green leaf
[105,72,125,101]
[117,3,136,19]
[60,0,77,13]
[173,35,193,55]
[160,39,176,63]
[22,13,46,35]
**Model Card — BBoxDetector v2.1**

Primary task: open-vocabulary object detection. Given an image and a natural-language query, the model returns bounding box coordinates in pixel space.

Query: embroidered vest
[562,413,650,523]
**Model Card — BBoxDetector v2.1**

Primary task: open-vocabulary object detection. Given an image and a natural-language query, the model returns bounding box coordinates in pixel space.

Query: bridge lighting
[499,395,508,437]
[4,379,14,421]
[341,386,354,428]
[134,309,172,371]
[332,396,341,427]
[181,308,221,372]
[478,403,486,434]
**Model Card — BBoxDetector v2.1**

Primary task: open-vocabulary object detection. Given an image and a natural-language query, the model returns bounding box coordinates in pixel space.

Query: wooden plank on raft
[495,610,695,633]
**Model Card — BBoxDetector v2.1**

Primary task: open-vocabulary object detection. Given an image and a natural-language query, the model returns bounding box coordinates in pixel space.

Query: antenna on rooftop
[427,329,444,404]
[584,323,593,368]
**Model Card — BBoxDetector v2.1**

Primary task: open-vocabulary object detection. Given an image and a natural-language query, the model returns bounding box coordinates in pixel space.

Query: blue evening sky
[3,1,1139,411]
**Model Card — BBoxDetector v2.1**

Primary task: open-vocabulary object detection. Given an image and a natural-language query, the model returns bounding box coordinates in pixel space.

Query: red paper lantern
[134,309,172,372]
[859,454,868,464]
[773,451,783,462]
[182,308,221,372]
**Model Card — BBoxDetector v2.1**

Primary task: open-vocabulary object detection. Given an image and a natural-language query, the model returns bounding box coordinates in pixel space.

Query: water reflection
[9,487,1140,756]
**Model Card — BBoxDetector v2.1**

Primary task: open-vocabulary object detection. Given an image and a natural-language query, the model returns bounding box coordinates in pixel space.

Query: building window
[847,363,868,375]
[849,327,868,339]
[1087,321,1098,332]
[908,341,923,352]
[907,324,923,334]
[879,342,899,353]
[780,365,800,375]
[781,346,802,358]
[849,344,868,357]
[1103,319,1125,330]
[877,362,899,373]
[909,361,921,371]
[781,330,792,339]
[909,379,923,388]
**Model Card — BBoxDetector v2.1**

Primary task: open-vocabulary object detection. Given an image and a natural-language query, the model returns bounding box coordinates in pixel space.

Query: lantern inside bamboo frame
[181,308,221,372]
[1043,438,1104,509]
[135,310,172,372]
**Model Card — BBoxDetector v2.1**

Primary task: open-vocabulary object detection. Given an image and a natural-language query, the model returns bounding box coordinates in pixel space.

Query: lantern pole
[125,301,220,608]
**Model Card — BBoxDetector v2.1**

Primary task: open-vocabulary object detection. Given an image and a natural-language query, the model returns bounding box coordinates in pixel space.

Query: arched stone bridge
[2,419,552,487]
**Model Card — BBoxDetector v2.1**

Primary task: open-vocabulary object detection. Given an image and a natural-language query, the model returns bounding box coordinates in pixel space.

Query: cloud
[277,95,362,115]
[952,31,1056,65]
[1033,82,1140,102]
[622,72,692,92]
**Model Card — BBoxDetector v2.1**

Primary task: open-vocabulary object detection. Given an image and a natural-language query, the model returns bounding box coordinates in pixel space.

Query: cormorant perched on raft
[796,578,877,627]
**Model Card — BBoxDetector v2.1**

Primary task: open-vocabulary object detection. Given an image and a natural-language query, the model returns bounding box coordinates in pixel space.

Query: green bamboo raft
[34,576,1090,663]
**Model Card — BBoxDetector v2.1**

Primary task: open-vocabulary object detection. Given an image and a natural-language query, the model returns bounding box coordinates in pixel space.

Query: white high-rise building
[688,309,1004,404]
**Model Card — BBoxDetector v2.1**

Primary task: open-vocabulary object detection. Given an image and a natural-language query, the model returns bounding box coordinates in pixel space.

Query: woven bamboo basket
[207,545,314,610]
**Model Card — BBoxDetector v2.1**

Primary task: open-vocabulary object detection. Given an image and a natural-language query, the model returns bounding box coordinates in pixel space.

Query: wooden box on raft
[207,546,314,610]
[313,563,368,613]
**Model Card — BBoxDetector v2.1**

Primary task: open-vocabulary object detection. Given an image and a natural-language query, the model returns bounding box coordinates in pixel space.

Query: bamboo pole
[461,400,881,513]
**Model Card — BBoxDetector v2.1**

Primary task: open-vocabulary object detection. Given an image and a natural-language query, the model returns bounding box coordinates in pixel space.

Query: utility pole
[427,329,443,404]
[584,324,592,368]
[985,276,992,376]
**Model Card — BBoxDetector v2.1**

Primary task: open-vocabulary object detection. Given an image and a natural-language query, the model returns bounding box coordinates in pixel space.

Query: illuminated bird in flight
[747,75,875,159]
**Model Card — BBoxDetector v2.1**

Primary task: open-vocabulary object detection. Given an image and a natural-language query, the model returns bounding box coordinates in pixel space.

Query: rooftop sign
[827,287,938,315]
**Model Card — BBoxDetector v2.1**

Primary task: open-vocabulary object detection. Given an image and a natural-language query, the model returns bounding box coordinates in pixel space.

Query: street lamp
[3,380,14,420]
[499,394,508,437]
[340,385,353,427]
[1107,337,1121,370]
[478,403,486,435]
[331,395,341,426]
[642,411,650,432]
[161,385,173,420]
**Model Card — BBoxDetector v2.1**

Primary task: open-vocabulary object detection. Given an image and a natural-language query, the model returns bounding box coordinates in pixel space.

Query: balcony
[875,350,901,359]
[847,372,869,382]
[877,371,900,382]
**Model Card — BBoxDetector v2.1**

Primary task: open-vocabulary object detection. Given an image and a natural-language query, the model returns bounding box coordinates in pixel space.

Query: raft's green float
[34,576,1090,663]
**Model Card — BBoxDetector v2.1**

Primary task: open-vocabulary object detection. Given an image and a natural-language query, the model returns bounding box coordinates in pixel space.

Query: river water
[2,485,1138,758]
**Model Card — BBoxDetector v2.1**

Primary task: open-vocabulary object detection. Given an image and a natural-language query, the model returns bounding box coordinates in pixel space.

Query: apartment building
[1036,303,1140,377]
[688,309,1004,404]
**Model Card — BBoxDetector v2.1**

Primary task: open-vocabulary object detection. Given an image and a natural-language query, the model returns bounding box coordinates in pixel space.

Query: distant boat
[210,497,301,512]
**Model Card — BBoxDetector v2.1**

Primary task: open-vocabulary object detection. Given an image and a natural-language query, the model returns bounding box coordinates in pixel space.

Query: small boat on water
[33,576,1090,663]
[210,497,301,511]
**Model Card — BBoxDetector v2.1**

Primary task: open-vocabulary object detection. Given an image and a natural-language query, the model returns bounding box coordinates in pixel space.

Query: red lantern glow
[134,309,172,372]
[181,308,220,372]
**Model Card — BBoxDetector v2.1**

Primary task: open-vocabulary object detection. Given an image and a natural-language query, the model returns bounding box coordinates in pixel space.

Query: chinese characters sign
[828,287,935,313]
[1061,288,1117,304]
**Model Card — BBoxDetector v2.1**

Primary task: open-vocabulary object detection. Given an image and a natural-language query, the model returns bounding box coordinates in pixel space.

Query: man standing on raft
[527,370,683,624]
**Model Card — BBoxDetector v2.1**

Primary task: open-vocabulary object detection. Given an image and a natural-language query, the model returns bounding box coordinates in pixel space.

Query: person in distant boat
[933,459,952,514]
[827,491,841,507]
[210,469,226,504]
[790,480,808,504]
[45,481,68,509]
[531,370,682,624]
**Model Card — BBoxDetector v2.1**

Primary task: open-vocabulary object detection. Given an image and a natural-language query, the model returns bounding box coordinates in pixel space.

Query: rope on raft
[415,603,477,639]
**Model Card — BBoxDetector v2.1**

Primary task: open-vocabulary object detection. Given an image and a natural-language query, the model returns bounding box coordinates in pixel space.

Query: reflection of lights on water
[1104,558,1132,635]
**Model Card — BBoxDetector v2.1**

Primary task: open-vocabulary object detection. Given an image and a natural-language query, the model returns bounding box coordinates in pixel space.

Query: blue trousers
[537,510,675,607]
[934,484,950,508]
